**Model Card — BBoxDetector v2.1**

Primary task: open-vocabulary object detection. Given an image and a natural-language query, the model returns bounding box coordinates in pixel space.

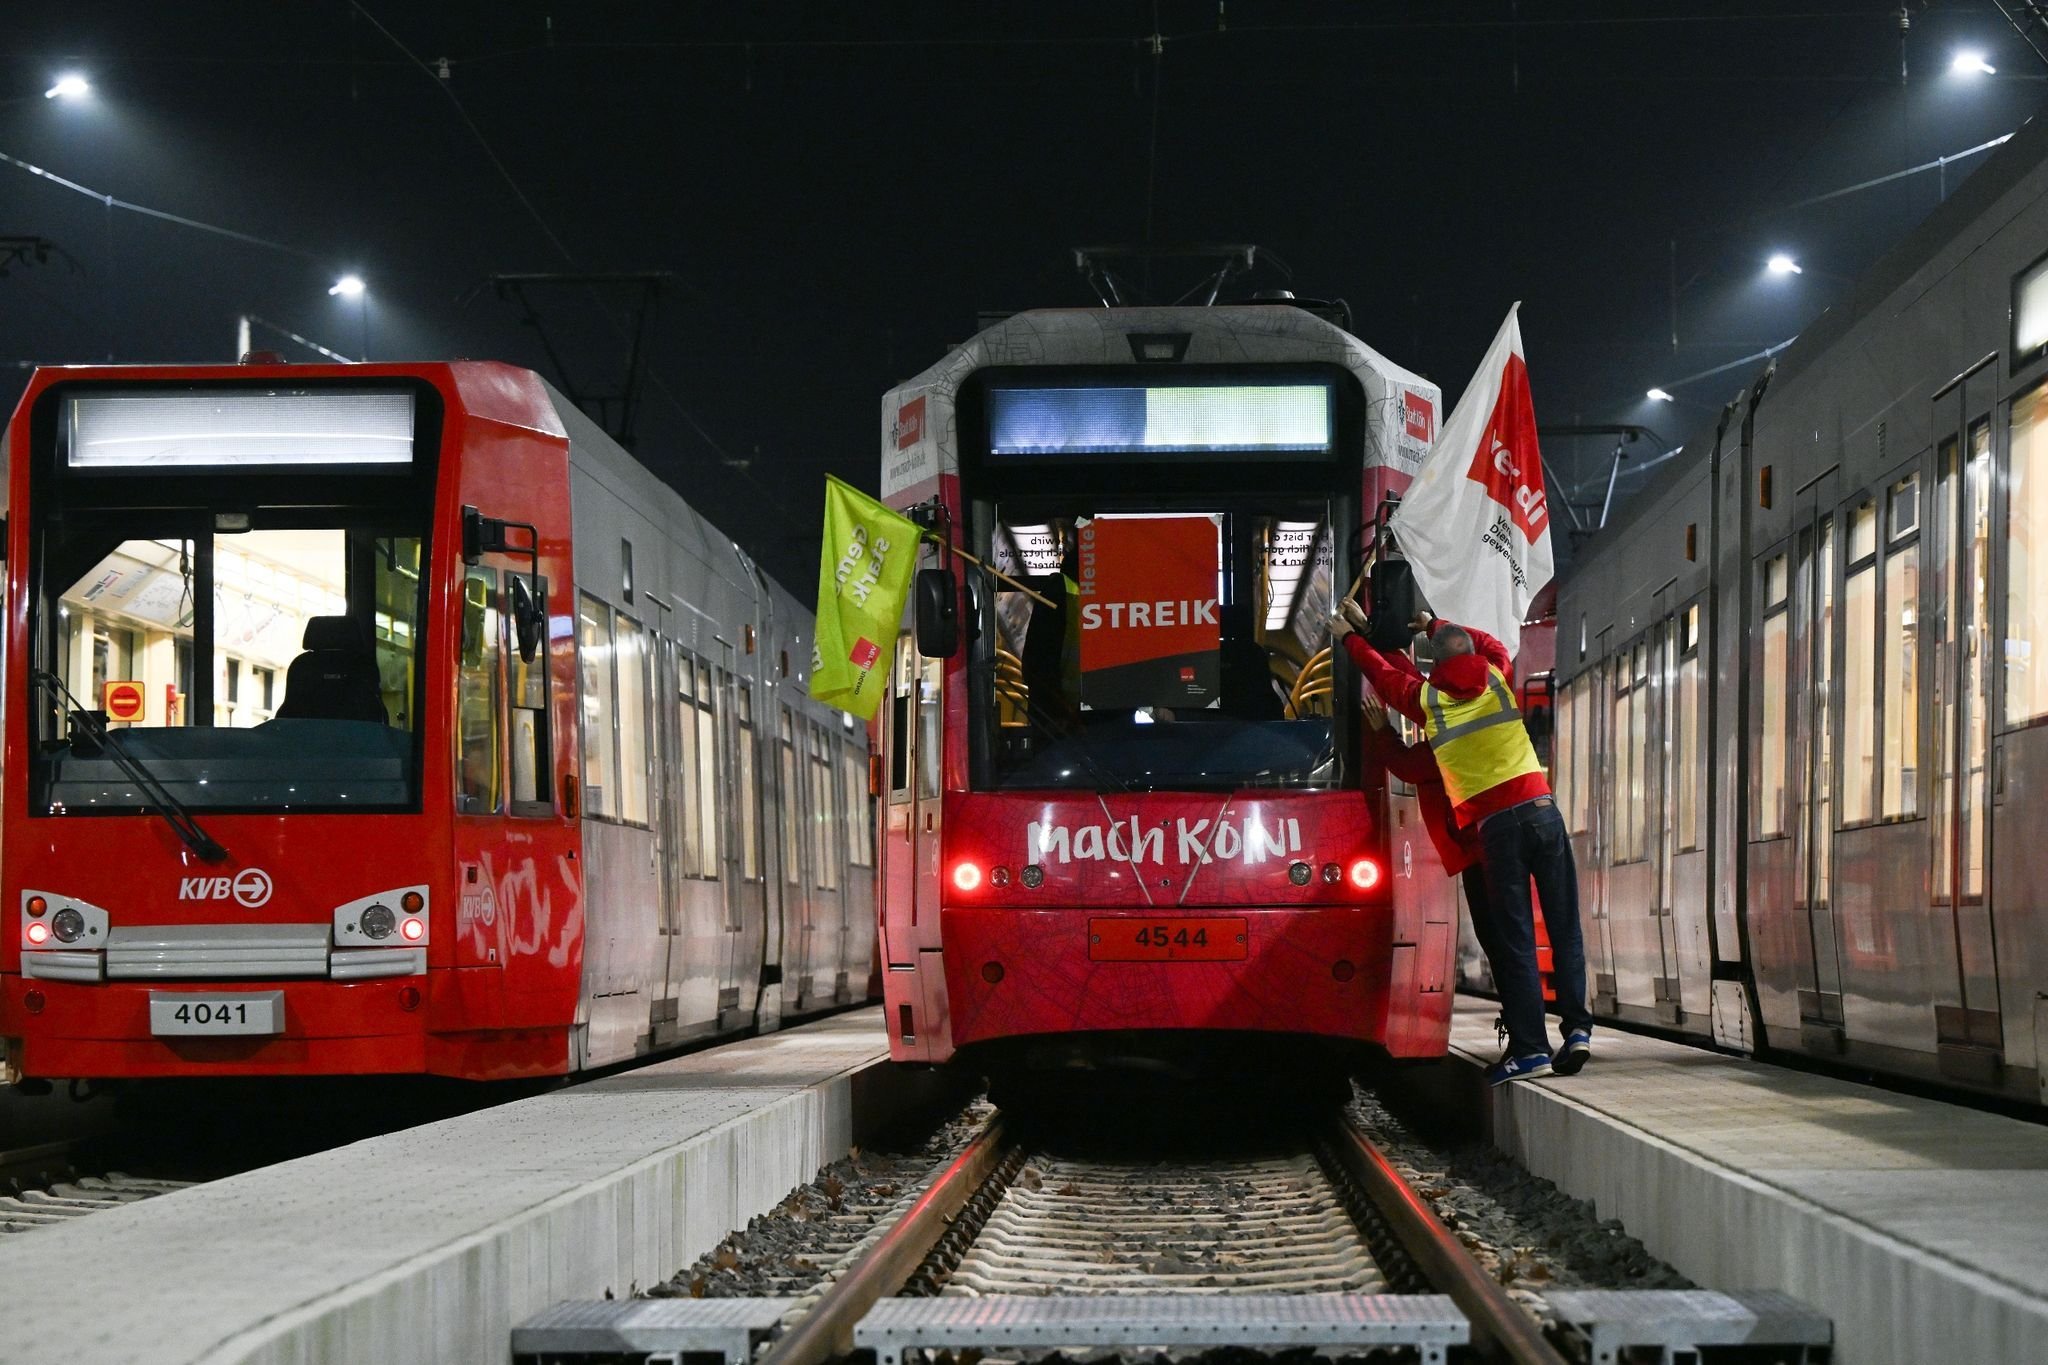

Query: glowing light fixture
[951,861,983,893]
[1767,254,1802,276]
[45,73,89,100]
[1952,51,1996,77]
[329,274,366,298]
[1646,388,1675,403]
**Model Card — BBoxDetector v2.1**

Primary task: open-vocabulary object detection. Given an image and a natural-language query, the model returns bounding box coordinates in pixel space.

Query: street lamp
[1766,253,1803,276]
[1646,388,1675,403]
[44,73,90,100]
[328,274,366,297]
[1951,51,1997,77]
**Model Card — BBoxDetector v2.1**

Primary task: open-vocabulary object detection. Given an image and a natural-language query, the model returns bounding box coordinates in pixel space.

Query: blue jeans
[1478,798,1593,1058]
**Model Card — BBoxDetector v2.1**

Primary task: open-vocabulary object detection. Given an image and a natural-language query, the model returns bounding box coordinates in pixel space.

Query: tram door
[1933,391,2003,1074]
[1788,484,1846,1039]
[653,632,686,1041]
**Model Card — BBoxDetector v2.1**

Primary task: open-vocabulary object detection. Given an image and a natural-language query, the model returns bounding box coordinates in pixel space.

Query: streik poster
[1077,513,1221,712]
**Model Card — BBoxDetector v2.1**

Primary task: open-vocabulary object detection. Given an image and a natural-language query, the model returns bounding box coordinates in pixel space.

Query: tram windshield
[978,504,1339,792]
[26,386,436,815]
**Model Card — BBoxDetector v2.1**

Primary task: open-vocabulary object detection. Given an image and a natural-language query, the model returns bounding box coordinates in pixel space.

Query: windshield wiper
[32,669,229,863]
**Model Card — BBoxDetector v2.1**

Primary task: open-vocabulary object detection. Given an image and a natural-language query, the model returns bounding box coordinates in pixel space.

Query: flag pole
[925,535,1058,609]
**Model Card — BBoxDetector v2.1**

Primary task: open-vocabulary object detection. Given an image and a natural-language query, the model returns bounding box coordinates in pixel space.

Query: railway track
[754,1112,1567,1365]
[0,1140,198,1235]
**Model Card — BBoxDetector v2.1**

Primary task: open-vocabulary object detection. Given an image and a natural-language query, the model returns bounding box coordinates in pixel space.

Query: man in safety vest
[1332,600,1592,1086]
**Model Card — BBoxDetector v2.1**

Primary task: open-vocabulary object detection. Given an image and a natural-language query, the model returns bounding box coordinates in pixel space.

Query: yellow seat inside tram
[1283,647,1333,720]
[996,647,1030,727]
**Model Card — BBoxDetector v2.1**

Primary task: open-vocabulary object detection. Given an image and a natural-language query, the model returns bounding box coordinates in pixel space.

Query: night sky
[4,2,2042,590]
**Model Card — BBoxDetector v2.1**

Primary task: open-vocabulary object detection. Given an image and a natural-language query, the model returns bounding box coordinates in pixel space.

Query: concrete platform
[0,1008,899,1365]
[1447,997,2048,1365]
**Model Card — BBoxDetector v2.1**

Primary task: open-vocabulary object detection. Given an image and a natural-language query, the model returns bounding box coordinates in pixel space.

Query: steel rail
[0,1139,79,1190]
[756,1116,1012,1365]
[1328,1118,1568,1365]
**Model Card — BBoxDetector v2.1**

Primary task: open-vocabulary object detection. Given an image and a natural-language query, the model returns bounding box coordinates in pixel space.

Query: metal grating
[512,1297,793,1365]
[855,1291,1469,1365]
[1545,1289,1832,1364]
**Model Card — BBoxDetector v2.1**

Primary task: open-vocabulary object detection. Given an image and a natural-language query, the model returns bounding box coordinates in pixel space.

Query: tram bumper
[1,974,432,1079]
[938,903,1412,1053]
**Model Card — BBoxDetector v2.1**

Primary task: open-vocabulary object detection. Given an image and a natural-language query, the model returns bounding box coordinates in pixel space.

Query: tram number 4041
[1088,916,1248,963]
[148,991,283,1036]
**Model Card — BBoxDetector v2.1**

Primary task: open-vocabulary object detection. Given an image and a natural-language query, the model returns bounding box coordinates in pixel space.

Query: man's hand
[1409,611,1435,634]
[1361,691,1389,731]
[1329,611,1355,641]
[1339,598,1370,633]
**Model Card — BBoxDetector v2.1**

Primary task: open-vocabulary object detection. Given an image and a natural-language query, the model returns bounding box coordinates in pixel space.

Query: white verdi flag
[1391,304,1553,657]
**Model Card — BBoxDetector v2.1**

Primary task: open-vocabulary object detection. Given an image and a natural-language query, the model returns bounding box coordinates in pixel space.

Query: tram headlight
[50,908,86,943]
[1349,858,1382,891]
[23,920,50,947]
[1289,861,1313,886]
[1020,864,1044,889]
[951,861,983,893]
[359,904,396,940]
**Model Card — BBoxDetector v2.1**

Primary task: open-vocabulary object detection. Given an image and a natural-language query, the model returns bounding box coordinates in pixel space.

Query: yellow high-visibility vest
[1420,665,1544,811]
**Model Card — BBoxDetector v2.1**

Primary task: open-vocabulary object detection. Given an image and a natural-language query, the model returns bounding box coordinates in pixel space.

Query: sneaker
[1486,1053,1554,1086]
[1552,1028,1592,1076]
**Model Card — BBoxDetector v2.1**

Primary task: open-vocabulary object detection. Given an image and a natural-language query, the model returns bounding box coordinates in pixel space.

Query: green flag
[810,475,922,721]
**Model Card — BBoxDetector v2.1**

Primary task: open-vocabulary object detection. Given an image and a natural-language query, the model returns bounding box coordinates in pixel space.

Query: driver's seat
[277,616,387,723]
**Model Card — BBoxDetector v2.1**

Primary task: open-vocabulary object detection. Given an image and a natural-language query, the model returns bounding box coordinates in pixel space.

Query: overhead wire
[350,1,785,506]
[0,148,319,261]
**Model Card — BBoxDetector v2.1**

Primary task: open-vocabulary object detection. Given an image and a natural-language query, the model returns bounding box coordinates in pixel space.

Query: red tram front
[875,305,1459,1082]
[0,361,582,1080]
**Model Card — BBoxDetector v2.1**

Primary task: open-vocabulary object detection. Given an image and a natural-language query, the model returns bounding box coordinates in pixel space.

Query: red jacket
[1343,618,1550,827]
[1363,724,1480,876]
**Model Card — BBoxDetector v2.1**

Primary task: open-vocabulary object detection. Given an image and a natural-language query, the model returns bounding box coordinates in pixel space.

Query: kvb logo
[178,868,274,909]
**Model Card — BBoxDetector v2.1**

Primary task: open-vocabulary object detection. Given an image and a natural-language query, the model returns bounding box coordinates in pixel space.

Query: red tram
[874,303,1464,1085]
[2,359,872,1083]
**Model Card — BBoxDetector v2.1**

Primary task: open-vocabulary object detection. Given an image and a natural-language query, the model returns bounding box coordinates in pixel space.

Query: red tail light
[400,917,426,941]
[1349,858,1382,891]
[951,861,983,893]
[24,921,51,946]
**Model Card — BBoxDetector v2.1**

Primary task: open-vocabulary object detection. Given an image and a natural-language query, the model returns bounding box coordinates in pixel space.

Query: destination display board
[66,390,416,469]
[987,381,1332,460]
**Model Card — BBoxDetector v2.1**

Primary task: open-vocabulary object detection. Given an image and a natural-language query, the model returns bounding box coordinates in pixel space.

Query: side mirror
[914,567,959,659]
[1368,559,1418,651]
[510,575,545,664]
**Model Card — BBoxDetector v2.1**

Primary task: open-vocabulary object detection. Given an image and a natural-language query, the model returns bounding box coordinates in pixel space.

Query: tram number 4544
[1088,916,1248,962]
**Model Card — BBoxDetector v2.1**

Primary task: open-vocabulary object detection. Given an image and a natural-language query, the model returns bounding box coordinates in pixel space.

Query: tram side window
[2007,384,2048,724]
[1548,683,1564,822]
[810,721,840,890]
[781,708,803,885]
[1676,604,1702,852]
[917,655,944,800]
[737,684,761,881]
[1610,656,1637,865]
[1757,553,1789,839]
[615,613,651,827]
[578,594,617,819]
[1842,501,1880,824]
[510,577,553,815]
[677,655,720,878]
[1882,473,1920,818]
[458,570,502,814]
[889,635,914,804]
[696,661,722,875]
[844,740,874,867]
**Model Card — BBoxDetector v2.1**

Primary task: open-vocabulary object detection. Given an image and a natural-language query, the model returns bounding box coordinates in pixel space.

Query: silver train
[556,395,877,1064]
[1550,114,2048,1105]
